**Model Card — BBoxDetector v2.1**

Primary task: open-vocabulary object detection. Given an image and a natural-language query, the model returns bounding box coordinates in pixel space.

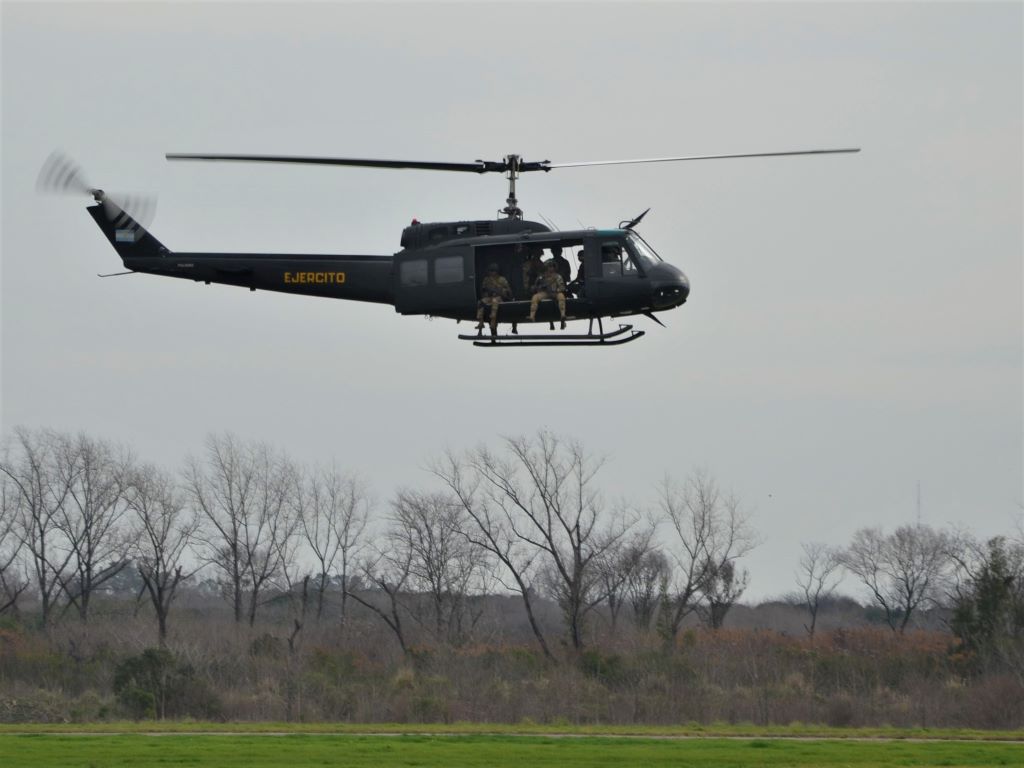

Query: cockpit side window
[600,241,640,278]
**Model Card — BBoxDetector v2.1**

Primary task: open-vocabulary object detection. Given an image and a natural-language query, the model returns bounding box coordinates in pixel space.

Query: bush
[113,648,222,721]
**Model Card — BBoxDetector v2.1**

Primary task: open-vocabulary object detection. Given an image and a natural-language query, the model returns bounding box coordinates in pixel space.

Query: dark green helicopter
[40,148,858,347]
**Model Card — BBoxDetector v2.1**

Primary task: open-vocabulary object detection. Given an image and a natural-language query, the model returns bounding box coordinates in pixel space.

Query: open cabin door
[394,246,476,315]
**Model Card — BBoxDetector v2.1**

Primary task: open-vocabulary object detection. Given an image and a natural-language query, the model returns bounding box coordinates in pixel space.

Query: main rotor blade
[545,148,860,169]
[165,148,860,176]
[166,153,504,173]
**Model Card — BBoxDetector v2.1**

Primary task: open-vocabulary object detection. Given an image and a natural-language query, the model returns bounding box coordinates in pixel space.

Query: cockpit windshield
[627,233,663,270]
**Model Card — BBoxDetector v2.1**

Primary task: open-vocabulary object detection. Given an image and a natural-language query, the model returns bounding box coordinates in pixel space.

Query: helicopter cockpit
[598,233,663,275]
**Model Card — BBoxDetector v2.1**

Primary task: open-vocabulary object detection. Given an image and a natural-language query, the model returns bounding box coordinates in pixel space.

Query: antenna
[537,212,559,230]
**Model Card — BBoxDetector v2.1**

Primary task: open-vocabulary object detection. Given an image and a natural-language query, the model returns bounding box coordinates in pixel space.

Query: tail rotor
[37,150,157,228]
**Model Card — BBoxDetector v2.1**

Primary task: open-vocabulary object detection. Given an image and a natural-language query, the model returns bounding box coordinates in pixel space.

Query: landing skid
[458,322,644,348]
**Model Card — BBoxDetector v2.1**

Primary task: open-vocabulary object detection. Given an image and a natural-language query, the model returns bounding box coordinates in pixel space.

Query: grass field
[1,732,1022,768]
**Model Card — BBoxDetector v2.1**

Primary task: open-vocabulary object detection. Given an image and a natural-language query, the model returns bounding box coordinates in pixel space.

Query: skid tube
[458,317,644,347]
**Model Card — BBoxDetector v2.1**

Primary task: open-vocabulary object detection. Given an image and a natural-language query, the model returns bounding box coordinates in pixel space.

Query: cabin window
[434,255,464,284]
[400,259,428,286]
[429,227,449,243]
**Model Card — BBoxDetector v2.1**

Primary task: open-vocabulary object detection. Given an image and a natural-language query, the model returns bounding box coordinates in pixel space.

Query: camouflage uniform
[528,263,567,328]
[521,247,544,297]
[476,269,512,333]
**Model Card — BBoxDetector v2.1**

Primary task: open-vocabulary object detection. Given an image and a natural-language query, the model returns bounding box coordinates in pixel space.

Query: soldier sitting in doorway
[520,244,544,298]
[528,260,567,330]
[476,263,512,335]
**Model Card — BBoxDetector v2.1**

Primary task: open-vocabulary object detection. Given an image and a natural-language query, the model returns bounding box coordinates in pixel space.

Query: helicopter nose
[650,265,689,309]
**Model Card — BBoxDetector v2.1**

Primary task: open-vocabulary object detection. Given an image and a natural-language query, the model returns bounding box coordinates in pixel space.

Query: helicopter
[40,148,859,347]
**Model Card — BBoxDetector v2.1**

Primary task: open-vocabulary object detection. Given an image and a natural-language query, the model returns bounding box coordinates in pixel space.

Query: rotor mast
[502,154,522,219]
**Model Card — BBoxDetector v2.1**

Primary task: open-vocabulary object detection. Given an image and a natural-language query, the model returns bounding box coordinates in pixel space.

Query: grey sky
[2,1,1021,600]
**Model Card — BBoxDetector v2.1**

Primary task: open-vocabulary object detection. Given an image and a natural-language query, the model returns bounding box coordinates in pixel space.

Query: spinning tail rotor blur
[37,150,157,229]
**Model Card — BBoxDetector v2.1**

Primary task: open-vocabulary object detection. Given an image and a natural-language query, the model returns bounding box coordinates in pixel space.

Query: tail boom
[86,202,394,304]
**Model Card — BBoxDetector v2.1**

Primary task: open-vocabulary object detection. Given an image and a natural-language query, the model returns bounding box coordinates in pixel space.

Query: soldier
[520,244,544,297]
[551,246,572,286]
[528,260,567,329]
[568,250,586,297]
[476,263,512,335]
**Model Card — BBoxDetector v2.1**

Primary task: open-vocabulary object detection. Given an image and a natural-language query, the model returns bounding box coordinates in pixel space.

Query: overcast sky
[2,1,1021,601]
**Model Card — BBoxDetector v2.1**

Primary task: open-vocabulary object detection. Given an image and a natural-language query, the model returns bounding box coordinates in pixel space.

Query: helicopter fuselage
[88,206,689,328]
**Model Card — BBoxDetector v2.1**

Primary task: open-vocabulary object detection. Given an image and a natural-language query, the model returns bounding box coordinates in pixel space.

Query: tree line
[1,426,1021,669]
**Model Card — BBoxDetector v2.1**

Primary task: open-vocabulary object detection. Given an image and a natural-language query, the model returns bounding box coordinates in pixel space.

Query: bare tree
[0,474,30,616]
[432,450,553,660]
[795,541,843,637]
[126,463,200,644]
[596,526,657,634]
[659,470,756,639]
[271,514,306,618]
[389,489,486,645]
[53,432,135,621]
[296,464,370,624]
[841,524,950,633]
[186,433,298,626]
[0,427,76,626]
[346,547,413,655]
[435,432,631,655]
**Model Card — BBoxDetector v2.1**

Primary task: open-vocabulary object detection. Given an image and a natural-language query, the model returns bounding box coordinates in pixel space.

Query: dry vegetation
[1,428,1021,729]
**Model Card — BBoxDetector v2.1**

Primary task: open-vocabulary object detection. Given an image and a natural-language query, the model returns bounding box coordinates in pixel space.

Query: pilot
[520,244,544,297]
[602,243,623,263]
[528,260,567,329]
[550,246,571,286]
[476,263,512,335]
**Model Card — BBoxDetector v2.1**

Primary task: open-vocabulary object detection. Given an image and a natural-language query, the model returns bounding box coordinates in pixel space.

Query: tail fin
[86,193,170,264]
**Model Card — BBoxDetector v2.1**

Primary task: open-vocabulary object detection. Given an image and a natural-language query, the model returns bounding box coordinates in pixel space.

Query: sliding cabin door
[394,246,476,315]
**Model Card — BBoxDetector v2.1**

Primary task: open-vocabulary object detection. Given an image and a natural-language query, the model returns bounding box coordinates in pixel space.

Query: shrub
[113,648,222,720]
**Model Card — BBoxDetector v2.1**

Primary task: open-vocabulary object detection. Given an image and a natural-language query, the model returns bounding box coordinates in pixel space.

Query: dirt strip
[5,732,1022,743]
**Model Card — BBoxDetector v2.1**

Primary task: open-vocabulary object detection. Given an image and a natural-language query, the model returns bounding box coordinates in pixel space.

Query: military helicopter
[40,148,859,347]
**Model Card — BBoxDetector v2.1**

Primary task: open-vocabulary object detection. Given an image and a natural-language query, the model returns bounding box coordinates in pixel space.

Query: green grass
[0,734,1022,768]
